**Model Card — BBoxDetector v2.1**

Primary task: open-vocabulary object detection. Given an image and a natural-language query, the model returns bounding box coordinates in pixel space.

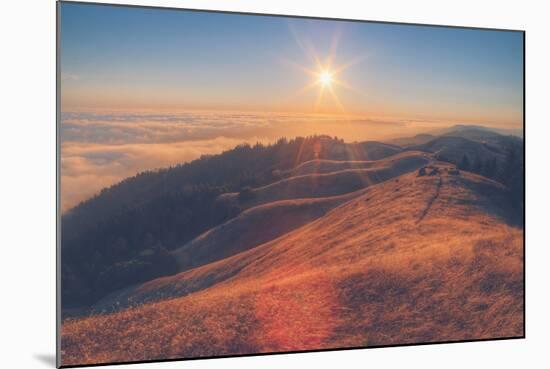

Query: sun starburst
[280,28,367,113]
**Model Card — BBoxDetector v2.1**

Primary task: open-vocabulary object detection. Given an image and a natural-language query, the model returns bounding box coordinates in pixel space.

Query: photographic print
[58,1,524,367]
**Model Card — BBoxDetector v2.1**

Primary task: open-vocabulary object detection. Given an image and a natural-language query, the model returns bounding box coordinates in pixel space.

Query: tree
[112,237,128,256]
[482,157,497,179]
[501,146,519,184]
[458,154,470,171]
[472,159,483,174]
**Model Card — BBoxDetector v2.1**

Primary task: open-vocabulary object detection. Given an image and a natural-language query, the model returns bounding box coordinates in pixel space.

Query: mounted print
[57,1,525,367]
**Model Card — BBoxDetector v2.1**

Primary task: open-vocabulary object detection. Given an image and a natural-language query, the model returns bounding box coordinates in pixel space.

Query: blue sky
[60,2,523,126]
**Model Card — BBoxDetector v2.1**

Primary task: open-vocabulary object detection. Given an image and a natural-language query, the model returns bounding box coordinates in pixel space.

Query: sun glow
[281,28,367,113]
[319,71,333,86]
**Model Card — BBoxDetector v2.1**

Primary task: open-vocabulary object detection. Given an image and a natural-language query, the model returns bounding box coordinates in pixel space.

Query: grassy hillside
[288,159,376,176]
[411,136,506,164]
[61,136,404,309]
[219,151,430,209]
[172,191,365,273]
[171,151,430,273]
[61,164,523,366]
[61,129,522,311]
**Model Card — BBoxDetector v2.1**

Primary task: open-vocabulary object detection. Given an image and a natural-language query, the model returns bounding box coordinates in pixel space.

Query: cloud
[60,110,453,212]
[60,137,255,212]
[60,110,447,145]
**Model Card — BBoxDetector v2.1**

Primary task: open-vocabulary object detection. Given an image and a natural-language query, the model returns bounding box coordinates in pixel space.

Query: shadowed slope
[287,150,430,176]
[62,165,523,366]
[410,136,506,164]
[171,151,431,273]
[61,136,406,309]
[219,151,431,209]
[288,159,376,176]
[172,189,369,273]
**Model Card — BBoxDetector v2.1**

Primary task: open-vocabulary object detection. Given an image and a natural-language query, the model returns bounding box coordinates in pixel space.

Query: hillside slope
[288,159,376,176]
[172,151,431,272]
[387,133,436,147]
[219,151,431,209]
[60,136,406,309]
[172,189,367,273]
[62,164,523,366]
[410,136,507,165]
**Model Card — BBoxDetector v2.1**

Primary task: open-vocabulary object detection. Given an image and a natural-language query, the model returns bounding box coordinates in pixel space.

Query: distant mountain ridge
[443,124,523,138]
[389,125,522,148]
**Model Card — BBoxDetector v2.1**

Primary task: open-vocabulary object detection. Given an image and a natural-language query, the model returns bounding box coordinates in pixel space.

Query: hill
[442,124,523,138]
[60,136,403,309]
[219,151,430,209]
[408,130,523,214]
[410,136,505,164]
[173,152,430,273]
[173,192,365,276]
[61,164,523,366]
[387,133,436,147]
[442,127,523,150]
[61,131,523,312]
[287,159,376,176]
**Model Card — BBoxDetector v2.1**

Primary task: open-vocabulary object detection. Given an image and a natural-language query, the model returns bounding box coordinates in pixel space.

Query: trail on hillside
[60,162,524,366]
[416,174,442,223]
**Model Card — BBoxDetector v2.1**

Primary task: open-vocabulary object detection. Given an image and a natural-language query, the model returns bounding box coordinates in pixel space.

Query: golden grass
[61,167,523,366]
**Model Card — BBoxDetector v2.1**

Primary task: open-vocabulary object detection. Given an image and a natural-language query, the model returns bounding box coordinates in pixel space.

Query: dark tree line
[440,144,524,219]
[457,155,498,179]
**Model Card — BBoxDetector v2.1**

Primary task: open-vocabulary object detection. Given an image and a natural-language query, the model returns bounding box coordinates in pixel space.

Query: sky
[59,2,524,211]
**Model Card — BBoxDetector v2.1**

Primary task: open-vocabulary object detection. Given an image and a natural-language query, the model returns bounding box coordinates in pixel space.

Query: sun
[319,71,333,86]
[289,61,359,113]
[280,29,366,113]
